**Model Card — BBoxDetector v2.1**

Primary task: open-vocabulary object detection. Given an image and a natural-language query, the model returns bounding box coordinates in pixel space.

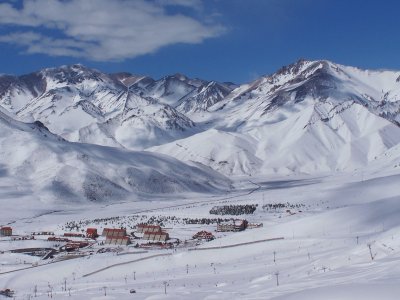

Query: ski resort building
[142,231,169,242]
[217,219,247,232]
[193,231,215,241]
[105,236,131,246]
[102,228,130,245]
[102,228,127,237]
[0,227,12,236]
[86,228,98,238]
[136,224,162,233]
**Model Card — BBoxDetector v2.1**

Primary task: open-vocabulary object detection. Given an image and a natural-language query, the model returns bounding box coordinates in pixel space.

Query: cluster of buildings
[97,224,171,246]
[2,218,264,253]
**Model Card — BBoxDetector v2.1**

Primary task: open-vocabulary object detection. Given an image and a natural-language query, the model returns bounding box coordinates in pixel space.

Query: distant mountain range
[1,59,400,203]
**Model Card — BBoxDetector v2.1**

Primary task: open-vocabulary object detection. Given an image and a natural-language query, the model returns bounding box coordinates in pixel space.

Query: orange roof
[1,227,12,230]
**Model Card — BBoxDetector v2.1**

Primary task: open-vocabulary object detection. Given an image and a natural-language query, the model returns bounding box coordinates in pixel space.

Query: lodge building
[0,227,12,236]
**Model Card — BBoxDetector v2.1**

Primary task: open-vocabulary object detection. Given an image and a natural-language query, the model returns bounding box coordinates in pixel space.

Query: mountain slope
[176,81,233,114]
[209,60,400,126]
[69,92,197,149]
[0,65,201,149]
[150,60,400,175]
[0,65,236,150]
[0,107,231,203]
[1,60,400,177]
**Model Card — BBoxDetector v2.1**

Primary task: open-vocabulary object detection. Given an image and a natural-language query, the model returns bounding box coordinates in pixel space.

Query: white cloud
[156,0,203,9]
[0,0,224,61]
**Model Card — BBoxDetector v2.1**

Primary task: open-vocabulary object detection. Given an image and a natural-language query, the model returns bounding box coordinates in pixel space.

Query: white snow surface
[1,170,400,299]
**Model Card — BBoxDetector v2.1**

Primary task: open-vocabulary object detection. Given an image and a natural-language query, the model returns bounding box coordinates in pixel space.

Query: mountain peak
[272,59,333,79]
[171,73,188,81]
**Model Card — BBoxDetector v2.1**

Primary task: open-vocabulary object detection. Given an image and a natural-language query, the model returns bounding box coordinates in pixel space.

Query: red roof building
[0,227,12,236]
[105,236,131,246]
[193,231,215,241]
[86,228,98,238]
[102,228,127,237]
[142,231,169,242]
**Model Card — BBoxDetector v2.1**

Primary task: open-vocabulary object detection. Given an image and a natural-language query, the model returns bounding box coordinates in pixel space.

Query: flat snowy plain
[1,165,400,299]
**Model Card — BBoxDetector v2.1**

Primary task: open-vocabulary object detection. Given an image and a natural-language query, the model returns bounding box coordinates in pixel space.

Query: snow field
[1,171,400,299]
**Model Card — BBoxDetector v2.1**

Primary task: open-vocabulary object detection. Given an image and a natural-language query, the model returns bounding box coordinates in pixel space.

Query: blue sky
[0,0,399,83]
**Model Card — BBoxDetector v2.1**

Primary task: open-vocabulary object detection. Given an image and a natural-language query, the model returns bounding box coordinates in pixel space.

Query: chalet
[86,228,98,239]
[0,227,12,236]
[102,228,127,237]
[142,231,169,242]
[105,236,131,246]
[136,224,162,233]
[193,231,215,241]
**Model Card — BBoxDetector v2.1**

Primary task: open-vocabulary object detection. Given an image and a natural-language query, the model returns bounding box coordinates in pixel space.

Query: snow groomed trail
[188,237,284,251]
[82,253,172,278]
[82,237,284,278]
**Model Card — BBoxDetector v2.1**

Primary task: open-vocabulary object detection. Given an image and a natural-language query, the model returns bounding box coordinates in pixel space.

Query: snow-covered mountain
[150,60,400,175]
[0,65,233,150]
[213,59,400,125]
[176,81,234,114]
[127,72,236,113]
[1,59,400,177]
[0,106,231,203]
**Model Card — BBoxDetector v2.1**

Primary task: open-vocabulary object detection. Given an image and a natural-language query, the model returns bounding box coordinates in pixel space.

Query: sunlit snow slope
[0,107,230,204]
[1,60,400,176]
[150,60,400,175]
